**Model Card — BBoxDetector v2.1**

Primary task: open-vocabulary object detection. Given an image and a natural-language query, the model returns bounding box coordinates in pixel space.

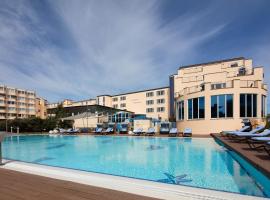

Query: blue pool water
[2,135,269,197]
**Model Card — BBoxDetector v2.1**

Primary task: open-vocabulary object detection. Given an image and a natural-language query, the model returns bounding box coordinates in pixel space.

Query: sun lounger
[146,128,155,136]
[227,125,264,140]
[103,127,114,135]
[264,142,270,156]
[133,128,143,136]
[230,125,264,135]
[183,128,192,137]
[221,126,250,136]
[95,127,103,134]
[247,136,270,149]
[169,128,178,137]
[229,128,268,143]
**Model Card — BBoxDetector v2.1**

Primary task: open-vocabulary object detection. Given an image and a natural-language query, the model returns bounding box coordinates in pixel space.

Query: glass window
[246,94,252,117]
[120,96,126,101]
[113,97,118,102]
[188,97,205,120]
[193,98,198,119]
[146,108,154,113]
[157,99,165,104]
[156,90,165,96]
[146,92,154,97]
[199,97,205,119]
[177,101,184,120]
[146,100,154,105]
[240,94,257,118]
[226,94,233,117]
[262,95,267,117]
[240,94,245,117]
[218,95,225,118]
[188,99,192,119]
[157,107,165,112]
[253,94,257,117]
[211,96,218,118]
[120,103,126,108]
[211,94,233,118]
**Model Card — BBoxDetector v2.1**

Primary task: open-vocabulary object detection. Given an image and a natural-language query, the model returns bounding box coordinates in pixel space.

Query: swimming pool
[2,135,269,197]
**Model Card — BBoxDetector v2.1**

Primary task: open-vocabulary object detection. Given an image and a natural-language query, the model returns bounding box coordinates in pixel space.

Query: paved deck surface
[0,168,159,200]
[212,133,270,178]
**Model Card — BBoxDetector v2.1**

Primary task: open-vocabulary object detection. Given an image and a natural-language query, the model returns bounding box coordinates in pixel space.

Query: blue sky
[0,0,269,110]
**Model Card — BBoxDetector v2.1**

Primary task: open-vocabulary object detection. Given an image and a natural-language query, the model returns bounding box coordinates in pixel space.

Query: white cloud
[0,0,227,102]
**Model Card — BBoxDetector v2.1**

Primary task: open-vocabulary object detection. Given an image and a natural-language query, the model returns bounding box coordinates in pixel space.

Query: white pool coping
[0,159,267,200]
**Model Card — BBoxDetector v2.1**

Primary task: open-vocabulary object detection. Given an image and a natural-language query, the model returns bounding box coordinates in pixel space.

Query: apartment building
[35,97,48,119]
[0,85,36,120]
[170,57,268,135]
[97,87,170,120]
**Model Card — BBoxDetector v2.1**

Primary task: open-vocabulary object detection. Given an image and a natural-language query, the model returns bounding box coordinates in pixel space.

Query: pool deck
[0,159,267,200]
[0,167,158,200]
[211,133,270,179]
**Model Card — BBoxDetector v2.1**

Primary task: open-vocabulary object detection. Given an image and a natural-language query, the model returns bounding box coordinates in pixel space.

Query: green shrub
[0,116,72,133]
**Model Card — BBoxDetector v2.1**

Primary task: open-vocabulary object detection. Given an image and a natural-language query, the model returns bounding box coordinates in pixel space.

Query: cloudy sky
[0,0,269,109]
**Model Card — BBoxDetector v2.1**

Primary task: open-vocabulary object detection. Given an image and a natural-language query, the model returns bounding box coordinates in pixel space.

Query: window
[146,100,154,105]
[230,62,238,67]
[157,107,165,112]
[113,97,118,102]
[211,83,226,90]
[157,99,165,104]
[113,104,118,109]
[262,95,267,117]
[156,90,165,96]
[211,94,233,118]
[146,92,154,97]
[177,101,184,120]
[240,94,257,117]
[120,103,126,108]
[188,97,205,119]
[120,96,126,101]
[146,108,154,113]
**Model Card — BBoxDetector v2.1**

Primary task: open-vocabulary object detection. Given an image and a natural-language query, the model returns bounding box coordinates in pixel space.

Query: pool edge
[0,159,267,200]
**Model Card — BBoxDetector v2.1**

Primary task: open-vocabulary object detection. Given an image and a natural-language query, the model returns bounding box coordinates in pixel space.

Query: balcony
[174,79,266,98]
[240,80,258,88]
[211,81,233,90]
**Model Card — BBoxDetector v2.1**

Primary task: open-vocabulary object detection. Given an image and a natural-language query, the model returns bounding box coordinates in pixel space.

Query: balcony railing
[240,80,258,88]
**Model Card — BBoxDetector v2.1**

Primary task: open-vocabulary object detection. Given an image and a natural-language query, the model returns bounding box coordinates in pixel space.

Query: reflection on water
[2,135,268,197]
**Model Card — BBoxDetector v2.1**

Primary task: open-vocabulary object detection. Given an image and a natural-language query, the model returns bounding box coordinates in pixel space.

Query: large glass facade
[211,94,233,118]
[188,97,205,119]
[240,94,257,117]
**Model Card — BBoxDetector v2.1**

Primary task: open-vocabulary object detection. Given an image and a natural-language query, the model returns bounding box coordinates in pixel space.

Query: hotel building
[48,87,170,121]
[0,85,37,120]
[171,57,268,135]
[47,57,267,135]
[96,87,170,120]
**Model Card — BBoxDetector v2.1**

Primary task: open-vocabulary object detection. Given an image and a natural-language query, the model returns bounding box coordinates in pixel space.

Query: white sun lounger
[146,128,155,136]
[230,125,264,136]
[103,127,114,135]
[222,126,250,135]
[169,128,178,137]
[183,128,192,137]
[133,128,143,135]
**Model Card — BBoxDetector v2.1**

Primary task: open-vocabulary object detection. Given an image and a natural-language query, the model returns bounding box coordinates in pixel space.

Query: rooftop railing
[239,80,258,88]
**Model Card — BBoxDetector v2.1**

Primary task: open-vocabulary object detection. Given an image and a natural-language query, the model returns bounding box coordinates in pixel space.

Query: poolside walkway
[212,133,270,178]
[0,168,158,200]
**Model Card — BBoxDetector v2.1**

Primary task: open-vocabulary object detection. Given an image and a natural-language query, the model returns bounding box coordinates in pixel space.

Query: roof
[178,57,246,70]
[112,86,169,97]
